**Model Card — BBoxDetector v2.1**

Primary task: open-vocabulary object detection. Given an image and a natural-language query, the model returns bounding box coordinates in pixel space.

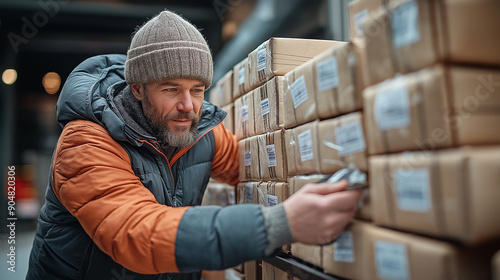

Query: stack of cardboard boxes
[209,0,500,278]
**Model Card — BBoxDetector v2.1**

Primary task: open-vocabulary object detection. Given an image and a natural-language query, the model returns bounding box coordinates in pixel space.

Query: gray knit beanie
[125,11,213,88]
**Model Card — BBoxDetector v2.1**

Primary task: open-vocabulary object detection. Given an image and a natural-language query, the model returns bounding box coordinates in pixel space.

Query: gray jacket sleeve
[175,203,294,272]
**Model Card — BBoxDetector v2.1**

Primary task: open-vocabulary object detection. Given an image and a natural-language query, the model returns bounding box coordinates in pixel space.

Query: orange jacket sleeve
[52,120,189,274]
[210,122,239,186]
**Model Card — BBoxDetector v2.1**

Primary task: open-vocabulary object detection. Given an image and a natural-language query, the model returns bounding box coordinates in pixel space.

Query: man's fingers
[302,180,348,195]
[323,190,363,212]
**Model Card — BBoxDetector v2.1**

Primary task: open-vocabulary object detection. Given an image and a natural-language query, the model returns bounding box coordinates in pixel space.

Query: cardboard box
[317,112,368,173]
[370,146,500,245]
[364,222,494,280]
[234,90,255,141]
[312,42,364,120]
[254,76,285,135]
[201,181,235,206]
[209,70,233,107]
[244,261,261,280]
[291,243,323,269]
[238,136,260,181]
[288,174,325,195]
[363,0,500,86]
[221,103,235,134]
[348,0,386,39]
[323,220,371,280]
[284,121,321,176]
[233,58,251,100]
[283,59,317,129]
[237,182,260,204]
[261,262,291,280]
[248,38,344,91]
[258,130,287,181]
[363,65,500,155]
[493,250,500,280]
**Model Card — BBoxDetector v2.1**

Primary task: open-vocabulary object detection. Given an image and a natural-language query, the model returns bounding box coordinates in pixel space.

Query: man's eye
[164,88,177,92]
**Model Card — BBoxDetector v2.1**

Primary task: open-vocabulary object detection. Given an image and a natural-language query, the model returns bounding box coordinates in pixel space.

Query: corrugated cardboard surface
[362,0,500,87]
[233,58,251,100]
[201,181,235,206]
[254,76,285,135]
[288,174,325,195]
[365,223,494,280]
[234,90,256,141]
[283,59,317,129]
[237,182,260,204]
[312,42,363,120]
[370,146,500,245]
[364,65,500,155]
[238,137,260,181]
[261,261,291,280]
[244,261,261,280]
[221,103,234,134]
[258,130,287,181]
[210,70,233,107]
[317,112,368,173]
[248,38,343,91]
[284,121,321,176]
[323,220,371,279]
[348,0,386,39]
[291,243,323,269]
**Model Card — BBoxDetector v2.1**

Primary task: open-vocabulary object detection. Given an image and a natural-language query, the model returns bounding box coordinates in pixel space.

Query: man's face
[131,78,205,148]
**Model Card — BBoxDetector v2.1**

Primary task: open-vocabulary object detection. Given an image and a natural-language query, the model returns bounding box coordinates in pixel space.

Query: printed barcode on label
[334,231,354,263]
[244,184,253,203]
[374,79,411,131]
[392,0,420,48]
[290,75,308,109]
[267,195,278,207]
[241,105,249,122]
[317,57,339,92]
[375,241,409,280]
[334,120,366,156]
[244,150,251,166]
[239,67,245,85]
[266,144,277,167]
[297,130,314,162]
[257,48,267,71]
[354,9,369,35]
[394,169,431,212]
[261,98,270,116]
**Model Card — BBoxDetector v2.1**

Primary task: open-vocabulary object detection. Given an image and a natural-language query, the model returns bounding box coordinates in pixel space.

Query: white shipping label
[241,105,249,122]
[392,0,420,48]
[228,190,235,205]
[374,81,411,131]
[290,75,309,109]
[354,9,369,35]
[374,241,410,280]
[267,194,278,207]
[261,98,270,116]
[244,184,253,203]
[297,130,314,162]
[394,168,431,212]
[317,57,340,92]
[334,120,366,156]
[266,144,278,167]
[239,67,245,85]
[244,150,251,166]
[220,191,228,207]
[333,231,355,263]
[225,269,241,280]
[257,48,267,71]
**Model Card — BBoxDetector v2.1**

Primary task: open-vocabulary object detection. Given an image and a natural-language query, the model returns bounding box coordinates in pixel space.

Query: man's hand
[283,180,362,245]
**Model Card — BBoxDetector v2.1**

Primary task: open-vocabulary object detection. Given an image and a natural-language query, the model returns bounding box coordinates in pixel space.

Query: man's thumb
[302,180,348,195]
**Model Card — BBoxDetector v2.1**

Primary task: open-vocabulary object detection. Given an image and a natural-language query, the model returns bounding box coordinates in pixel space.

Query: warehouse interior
[1,0,500,279]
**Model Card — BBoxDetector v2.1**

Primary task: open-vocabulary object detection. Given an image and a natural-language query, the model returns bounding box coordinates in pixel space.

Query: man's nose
[176,90,194,112]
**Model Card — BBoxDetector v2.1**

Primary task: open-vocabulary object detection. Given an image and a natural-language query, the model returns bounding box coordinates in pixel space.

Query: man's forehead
[156,79,205,88]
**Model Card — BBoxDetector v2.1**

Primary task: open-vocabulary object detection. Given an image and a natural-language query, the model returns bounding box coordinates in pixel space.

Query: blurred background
[0,0,351,278]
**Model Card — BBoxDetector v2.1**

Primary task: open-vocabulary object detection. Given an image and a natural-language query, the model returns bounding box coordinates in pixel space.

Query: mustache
[164,111,200,122]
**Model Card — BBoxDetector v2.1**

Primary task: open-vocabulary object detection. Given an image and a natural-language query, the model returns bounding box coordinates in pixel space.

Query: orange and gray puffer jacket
[26,54,289,280]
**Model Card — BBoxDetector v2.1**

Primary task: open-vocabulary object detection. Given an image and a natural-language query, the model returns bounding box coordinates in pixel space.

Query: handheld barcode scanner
[317,167,368,191]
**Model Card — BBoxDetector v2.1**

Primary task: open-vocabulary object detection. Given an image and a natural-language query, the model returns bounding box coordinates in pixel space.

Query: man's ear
[130,83,144,101]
